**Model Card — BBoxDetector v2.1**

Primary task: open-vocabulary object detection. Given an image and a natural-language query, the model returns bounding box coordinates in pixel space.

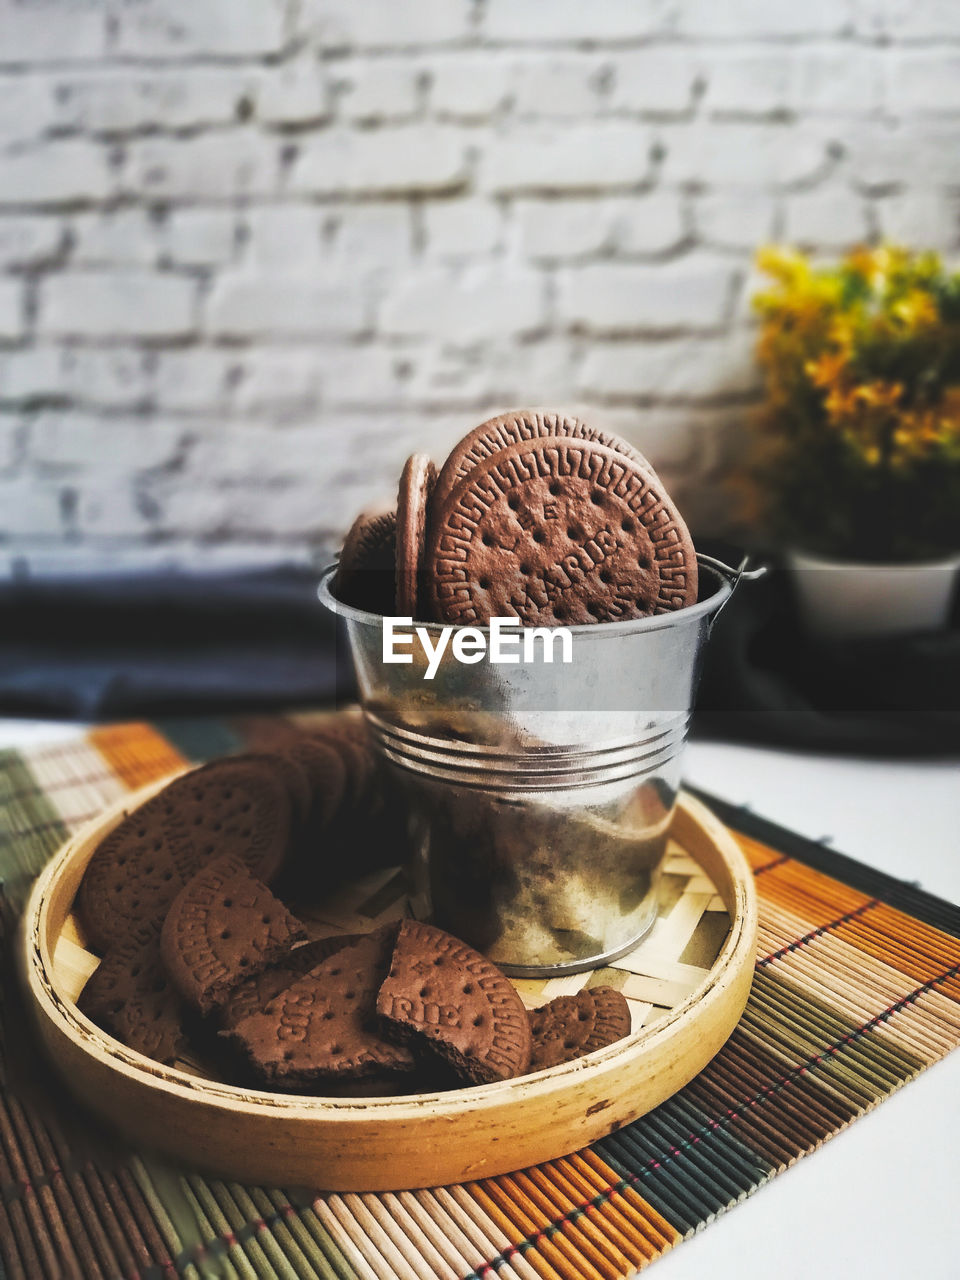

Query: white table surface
[674,739,960,1280]
[1,719,957,1279]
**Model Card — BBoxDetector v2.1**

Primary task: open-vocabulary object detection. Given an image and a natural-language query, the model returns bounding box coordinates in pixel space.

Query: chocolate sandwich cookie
[336,506,397,613]
[78,923,187,1067]
[218,933,360,1031]
[426,437,698,626]
[279,736,347,832]
[376,919,532,1085]
[76,802,186,954]
[163,756,295,886]
[223,925,416,1088]
[432,407,658,509]
[161,853,306,1016]
[396,453,437,618]
[528,986,632,1071]
[310,714,381,830]
[78,756,297,952]
[261,750,313,832]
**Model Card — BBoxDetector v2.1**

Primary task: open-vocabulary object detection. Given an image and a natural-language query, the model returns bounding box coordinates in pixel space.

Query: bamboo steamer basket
[20,781,756,1192]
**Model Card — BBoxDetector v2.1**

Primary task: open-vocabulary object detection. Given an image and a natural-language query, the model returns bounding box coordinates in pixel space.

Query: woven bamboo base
[20,785,756,1191]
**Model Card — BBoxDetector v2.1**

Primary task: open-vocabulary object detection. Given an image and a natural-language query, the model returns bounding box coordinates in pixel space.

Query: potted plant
[743,244,960,637]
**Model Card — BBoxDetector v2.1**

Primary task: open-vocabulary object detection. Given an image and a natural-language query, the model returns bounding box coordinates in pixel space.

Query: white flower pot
[788,550,960,640]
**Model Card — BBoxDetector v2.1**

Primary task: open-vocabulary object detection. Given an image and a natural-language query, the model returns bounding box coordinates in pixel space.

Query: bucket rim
[317,553,734,636]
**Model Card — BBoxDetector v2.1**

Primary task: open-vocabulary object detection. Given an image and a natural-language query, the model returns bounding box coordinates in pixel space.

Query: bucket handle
[698,552,767,629]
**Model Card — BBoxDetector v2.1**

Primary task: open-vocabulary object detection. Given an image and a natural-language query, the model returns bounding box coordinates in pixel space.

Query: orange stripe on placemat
[87,725,188,793]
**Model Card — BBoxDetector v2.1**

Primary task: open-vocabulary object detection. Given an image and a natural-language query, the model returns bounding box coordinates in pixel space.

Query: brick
[695,193,779,250]
[324,204,413,263]
[557,258,735,332]
[379,265,544,340]
[30,413,186,471]
[50,70,254,133]
[161,478,348,539]
[677,0,852,37]
[706,54,792,115]
[69,210,160,267]
[60,347,156,407]
[611,195,687,255]
[0,141,113,205]
[185,423,343,485]
[243,207,324,270]
[290,126,465,195]
[112,0,288,57]
[257,60,329,125]
[0,78,56,145]
[70,208,236,269]
[870,1,960,39]
[481,124,654,193]
[429,56,512,117]
[0,347,153,406]
[783,189,870,250]
[40,272,196,339]
[131,134,277,200]
[151,351,238,412]
[333,59,422,121]
[0,279,23,339]
[313,345,417,405]
[791,49,883,115]
[510,56,613,117]
[244,204,412,271]
[302,0,470,47]
[890,52,960,113]
[78,484,157,538]
[0,348,56,400]
[515,199,610,259]
[0,216,64,268]
[663,123,832,186]
[845,119,960,187]
[316,345,421,406]
[164,210,239,267]
[707,50,882,116]
[483,0,669,42]
[578,332,760,400]
[0,480,65,537]
[878,192,960,251]
[318,344,577,413]
[0,6,105,61]
[609,50,703,115]
[227,350,324,414]
[205,272,369,337]
[408,339,586,405]
[515,195,684,259]
[424,200,502,257]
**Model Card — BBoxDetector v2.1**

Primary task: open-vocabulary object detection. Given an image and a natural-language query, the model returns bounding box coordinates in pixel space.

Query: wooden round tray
[20,785,757,1192]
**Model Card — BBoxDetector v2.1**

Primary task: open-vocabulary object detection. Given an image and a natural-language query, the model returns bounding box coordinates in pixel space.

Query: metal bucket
[318,554,756,976]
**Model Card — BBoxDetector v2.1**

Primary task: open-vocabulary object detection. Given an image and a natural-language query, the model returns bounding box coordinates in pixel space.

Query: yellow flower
[806,351,848,390]
[755,245,809,287]
[890,289,938,331]
[854,380,903,411]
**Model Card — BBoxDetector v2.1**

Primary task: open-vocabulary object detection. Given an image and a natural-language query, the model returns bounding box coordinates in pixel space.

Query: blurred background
[1,0,957,577]
[0,0,956,743]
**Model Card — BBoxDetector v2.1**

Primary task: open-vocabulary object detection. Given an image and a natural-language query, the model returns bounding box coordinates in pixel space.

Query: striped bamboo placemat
[1,718,959,1279]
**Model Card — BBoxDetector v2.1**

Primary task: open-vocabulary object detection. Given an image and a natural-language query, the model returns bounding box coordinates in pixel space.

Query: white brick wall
[0,0,957,574]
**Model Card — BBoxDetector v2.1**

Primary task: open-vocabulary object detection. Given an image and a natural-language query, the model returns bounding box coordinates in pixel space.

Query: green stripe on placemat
[0,749,70,908]
[0,720,958,1279]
